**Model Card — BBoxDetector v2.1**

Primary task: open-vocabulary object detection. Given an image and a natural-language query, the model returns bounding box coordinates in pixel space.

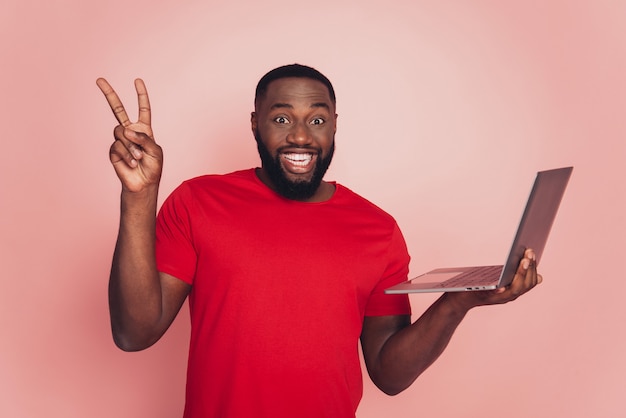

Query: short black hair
[255,64,336,105]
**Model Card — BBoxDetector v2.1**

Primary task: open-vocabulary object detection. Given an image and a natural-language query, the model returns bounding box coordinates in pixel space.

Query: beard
[254,130,335,200]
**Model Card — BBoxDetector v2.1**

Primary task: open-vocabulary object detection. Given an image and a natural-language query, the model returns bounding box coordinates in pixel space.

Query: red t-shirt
[156,169,411,418]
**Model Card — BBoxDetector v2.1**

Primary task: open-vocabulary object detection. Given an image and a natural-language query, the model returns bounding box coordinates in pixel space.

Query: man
[97,64,541,418]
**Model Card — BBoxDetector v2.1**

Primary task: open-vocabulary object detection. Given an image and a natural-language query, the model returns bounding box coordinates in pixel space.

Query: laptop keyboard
[439,265,503,288]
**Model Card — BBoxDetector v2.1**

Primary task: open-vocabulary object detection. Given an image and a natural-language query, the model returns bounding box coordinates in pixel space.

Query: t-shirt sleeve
[364,223,412,317]
[155,183,197,285]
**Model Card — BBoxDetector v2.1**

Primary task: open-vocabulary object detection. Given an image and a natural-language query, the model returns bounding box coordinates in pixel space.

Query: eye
[310,117,325,125]
[274,116,290,124]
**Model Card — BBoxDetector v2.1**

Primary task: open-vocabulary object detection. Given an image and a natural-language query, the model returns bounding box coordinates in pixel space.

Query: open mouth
[283,153,313,167]
[280,152,317,174]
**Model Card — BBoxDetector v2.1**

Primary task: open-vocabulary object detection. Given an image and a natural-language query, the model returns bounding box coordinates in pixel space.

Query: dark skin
[251,77,337,202]
[97,76,542,393]
[96,78,190,350]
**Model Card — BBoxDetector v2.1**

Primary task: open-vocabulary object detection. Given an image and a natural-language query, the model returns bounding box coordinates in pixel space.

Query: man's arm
[108,185,191,351]
[361,249,541,395]
[97,78,191,352]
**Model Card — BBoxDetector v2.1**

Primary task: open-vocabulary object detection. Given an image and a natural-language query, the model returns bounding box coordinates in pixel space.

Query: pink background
[1,1,624,417]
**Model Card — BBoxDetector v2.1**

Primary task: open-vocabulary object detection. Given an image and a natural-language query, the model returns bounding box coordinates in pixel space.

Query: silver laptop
[385,167,573,294]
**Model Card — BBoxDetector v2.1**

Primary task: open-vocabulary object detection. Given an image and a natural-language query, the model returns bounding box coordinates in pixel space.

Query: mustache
[277,146,321,154]
[253,130,323,154]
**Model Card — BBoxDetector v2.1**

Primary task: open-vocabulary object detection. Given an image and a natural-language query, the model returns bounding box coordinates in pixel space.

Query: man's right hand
[96,78,163,193]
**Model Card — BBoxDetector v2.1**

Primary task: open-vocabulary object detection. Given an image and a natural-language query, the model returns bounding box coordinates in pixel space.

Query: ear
[250,111,257,133]
[333,113,338,134]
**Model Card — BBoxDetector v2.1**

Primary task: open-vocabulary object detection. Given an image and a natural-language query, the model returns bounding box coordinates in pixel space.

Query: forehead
[257,77,334,110]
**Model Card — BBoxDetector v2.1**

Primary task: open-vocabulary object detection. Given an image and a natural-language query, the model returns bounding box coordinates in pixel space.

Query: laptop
[385,166,573,294]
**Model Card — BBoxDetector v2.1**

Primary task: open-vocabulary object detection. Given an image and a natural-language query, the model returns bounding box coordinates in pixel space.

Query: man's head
[251,64,337,202]
[255,64,336,108]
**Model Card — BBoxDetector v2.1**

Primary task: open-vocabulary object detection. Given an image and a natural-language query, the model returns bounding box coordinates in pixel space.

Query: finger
[113,126,148,160]
[525,249,538,286]
[514,251,539,294]
[96,78,131,127]
[110,137,139,169]
[525,258,537,288]
[134,78,152,126]
[504,255,531,297]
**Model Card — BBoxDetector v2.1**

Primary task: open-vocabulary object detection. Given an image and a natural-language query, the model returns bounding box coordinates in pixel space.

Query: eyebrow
[270,102,331,111]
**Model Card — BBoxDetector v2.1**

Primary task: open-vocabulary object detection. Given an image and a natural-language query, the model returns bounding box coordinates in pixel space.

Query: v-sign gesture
[97,78,163,193]
[97,78,190,353]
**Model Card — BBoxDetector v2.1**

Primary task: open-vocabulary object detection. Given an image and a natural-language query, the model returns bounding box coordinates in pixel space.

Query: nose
[286,121,313,146]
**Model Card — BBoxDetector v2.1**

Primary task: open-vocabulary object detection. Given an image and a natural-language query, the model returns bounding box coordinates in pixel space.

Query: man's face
[251,77,337,201]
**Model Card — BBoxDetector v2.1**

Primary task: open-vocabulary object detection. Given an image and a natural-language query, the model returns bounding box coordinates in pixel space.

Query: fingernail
[522,259,530,270]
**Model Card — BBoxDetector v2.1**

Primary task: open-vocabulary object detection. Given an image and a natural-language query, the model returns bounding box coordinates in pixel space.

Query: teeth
[284,153,313,166]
